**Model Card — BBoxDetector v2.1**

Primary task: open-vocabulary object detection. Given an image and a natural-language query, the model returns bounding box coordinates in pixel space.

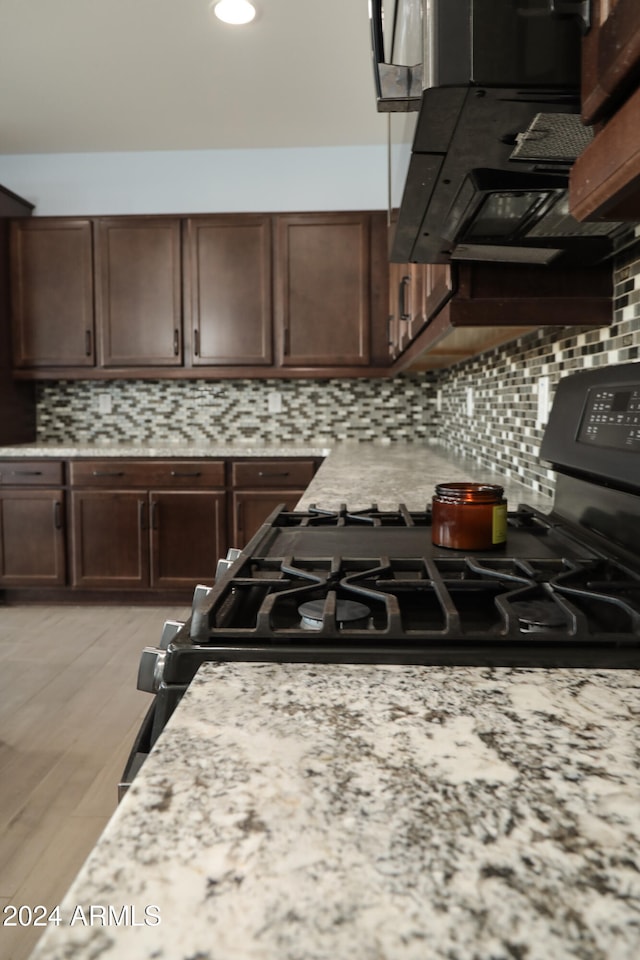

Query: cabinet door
[150,491,226,589]
[0,489,65,585]
[185,216,272,366]
[10,219,94,367]
[275,213,370,366]
[96,218,182,366]
[71,490,149,588]
[232,490,305,548]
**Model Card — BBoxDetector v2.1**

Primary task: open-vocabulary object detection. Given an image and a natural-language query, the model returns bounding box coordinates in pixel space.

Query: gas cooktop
[167,502,639,676]
[122,365,640,793]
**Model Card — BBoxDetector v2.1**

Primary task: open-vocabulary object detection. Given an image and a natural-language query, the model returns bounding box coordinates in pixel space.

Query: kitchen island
[27,660,640,960]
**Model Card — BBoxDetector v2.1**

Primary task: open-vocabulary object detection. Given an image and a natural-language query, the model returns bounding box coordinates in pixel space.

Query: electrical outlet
[267,390,282,414]
[98,393,112,414]
[436,388,442,412]
[466,386,474,418]
[537,376,550,425]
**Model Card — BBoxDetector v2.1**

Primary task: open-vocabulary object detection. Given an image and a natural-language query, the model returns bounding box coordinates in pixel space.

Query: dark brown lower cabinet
[232,490,305,548]
[71,490,148,589]
[71,489,226,590]
[0,488,66,585]
[229,458,318,547]
[150,491,226,589]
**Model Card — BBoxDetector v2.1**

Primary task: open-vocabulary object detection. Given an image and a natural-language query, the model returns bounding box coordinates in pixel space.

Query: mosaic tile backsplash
[36,237,640,497]
[36,375,438,445]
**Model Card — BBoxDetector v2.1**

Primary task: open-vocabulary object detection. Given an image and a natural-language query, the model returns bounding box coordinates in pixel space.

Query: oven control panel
[541,363,640,489]
[578,385,640,451]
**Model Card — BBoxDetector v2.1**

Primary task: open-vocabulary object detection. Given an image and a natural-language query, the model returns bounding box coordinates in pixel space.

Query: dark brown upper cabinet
[570,0,640,221]
[95,218,182,367]
[274,213,371,367]
[581,0,640,125]
[0,184,35,443]
[10,218,94,367]
[183,215,272,366]
[390,261,613,373]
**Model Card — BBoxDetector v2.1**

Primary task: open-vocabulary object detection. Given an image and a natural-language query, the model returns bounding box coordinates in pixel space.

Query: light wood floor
[0,603,189,960]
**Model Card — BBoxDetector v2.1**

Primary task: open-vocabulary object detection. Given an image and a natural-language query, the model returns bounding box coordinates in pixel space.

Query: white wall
[0,145,388,216]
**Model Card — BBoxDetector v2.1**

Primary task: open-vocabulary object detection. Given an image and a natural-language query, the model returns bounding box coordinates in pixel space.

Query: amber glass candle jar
[432,482,507,550]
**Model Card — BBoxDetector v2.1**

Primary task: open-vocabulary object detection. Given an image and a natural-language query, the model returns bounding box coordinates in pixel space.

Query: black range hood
[373,1,630,266]
[392,85,627,266]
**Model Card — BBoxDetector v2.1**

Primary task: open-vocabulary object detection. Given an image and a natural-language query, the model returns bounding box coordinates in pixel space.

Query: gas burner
[298,598,371,631]
[511,599,567,633]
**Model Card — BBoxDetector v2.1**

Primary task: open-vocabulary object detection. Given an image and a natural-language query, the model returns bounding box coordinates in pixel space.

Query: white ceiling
[0,0,388,155]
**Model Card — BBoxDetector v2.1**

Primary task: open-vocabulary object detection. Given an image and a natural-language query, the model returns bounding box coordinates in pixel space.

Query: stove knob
[190,583,213,642]
[137,647,166,694]
[215,546,243,581]
[192,583,212,610]
[159,618,184,650]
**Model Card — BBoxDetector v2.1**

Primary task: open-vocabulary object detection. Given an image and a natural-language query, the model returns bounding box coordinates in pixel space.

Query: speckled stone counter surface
[0,441,331,459]
[28,662,640,960]
[296,440,554,512]
[0,439,554,512]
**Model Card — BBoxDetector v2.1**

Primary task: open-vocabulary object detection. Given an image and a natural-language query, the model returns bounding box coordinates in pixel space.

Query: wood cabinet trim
[570,82,640,221]
[582,0,640,124]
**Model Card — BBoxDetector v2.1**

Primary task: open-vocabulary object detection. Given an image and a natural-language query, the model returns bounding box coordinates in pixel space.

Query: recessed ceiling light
[212,0,256,25]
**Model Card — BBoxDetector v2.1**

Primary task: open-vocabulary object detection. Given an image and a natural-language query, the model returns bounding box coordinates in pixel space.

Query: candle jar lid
[434,482,505,503]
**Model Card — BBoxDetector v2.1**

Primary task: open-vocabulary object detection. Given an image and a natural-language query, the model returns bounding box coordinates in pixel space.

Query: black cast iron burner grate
[192,554,640,645]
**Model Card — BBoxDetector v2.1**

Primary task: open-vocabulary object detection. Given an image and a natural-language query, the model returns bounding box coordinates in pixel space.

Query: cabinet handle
[193,328,200,357]
[173,329,180,356]
[237,501,243,539]
[545,1,590,33]
[53,501,62,530]
[170,470,202,477]
[283,327,290,356]
[92,470,125,477]
[15,470,43,476]
[399,275,411,322]
[139,499,147,531]
[85,329,93,357]
[258,471,290,478]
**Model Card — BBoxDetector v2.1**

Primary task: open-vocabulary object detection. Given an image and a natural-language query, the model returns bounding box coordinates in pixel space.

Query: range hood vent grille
[510,112,594,163]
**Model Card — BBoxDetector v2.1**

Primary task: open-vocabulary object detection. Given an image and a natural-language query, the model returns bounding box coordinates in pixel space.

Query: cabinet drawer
[69,459,225,488]
[231,459,316,488]
[0,460,64,486]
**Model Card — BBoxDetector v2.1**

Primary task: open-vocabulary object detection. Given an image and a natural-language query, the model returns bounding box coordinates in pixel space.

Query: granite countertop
[0,441,331,459]
[296,440,553,512]
[28,661,640,960]
[0,438,554,513]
